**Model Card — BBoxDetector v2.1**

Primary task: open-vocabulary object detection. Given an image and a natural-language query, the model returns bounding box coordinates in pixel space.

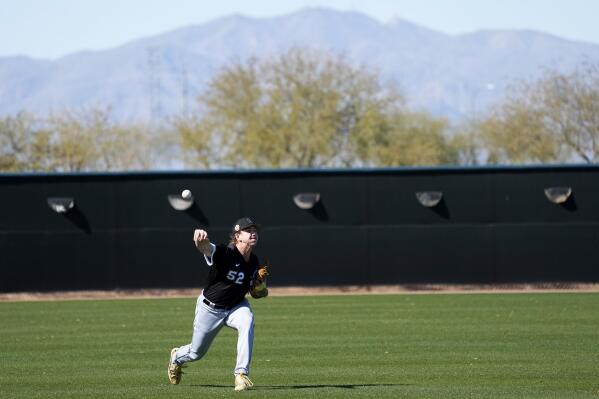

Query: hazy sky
[1,0,598,59]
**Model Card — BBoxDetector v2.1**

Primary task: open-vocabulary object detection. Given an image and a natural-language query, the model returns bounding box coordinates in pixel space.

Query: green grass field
[1,293,598,398]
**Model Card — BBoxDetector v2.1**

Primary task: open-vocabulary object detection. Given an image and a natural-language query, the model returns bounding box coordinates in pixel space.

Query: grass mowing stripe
[1,293,598,398]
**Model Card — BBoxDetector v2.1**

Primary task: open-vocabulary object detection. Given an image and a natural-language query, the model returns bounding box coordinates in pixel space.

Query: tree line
[2,48,598,172]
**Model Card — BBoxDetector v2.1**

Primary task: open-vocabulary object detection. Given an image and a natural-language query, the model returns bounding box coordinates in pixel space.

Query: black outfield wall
[1,166,598,292]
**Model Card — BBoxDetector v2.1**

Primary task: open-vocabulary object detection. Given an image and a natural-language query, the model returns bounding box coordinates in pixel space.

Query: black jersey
[202,244,260,309]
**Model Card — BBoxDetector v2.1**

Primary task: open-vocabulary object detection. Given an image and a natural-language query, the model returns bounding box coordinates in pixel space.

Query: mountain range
[1,7,599,123]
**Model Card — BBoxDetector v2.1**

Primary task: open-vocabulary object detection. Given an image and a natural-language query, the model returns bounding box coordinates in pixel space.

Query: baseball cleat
[234,373,254,391]
[167,347,182,385]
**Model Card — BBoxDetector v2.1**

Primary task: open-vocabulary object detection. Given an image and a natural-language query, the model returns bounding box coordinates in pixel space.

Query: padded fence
[1,166,598,292]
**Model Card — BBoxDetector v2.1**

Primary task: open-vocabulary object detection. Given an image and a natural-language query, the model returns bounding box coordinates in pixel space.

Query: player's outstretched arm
[193,229,214,256]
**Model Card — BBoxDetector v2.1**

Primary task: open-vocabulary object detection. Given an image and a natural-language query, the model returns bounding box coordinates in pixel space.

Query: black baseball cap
[232,217,260,232]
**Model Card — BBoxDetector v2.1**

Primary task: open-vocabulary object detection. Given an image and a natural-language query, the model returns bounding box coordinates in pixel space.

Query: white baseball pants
[173,294,255,376]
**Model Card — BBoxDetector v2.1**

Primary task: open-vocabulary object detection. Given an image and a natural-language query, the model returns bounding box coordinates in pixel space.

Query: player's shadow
[197,383,411,390]
[260,383,411,390]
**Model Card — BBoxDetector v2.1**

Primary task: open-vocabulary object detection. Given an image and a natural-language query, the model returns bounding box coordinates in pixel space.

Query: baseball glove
[250,265,269,299]
[257,265,269,281]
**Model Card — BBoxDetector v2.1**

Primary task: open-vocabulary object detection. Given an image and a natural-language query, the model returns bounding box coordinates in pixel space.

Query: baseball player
[167,217,269,391]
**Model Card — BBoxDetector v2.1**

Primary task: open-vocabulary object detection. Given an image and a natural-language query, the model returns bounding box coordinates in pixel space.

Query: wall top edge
[1,164,598,180]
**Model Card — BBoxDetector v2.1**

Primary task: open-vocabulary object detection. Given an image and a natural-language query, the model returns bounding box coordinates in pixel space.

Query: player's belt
[202,297,228,310]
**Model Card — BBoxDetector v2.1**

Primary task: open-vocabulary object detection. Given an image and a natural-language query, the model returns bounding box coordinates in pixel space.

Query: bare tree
[477,61,599,164]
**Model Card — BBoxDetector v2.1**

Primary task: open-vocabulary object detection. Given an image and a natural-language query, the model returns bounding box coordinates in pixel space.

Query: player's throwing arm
[193,229,212,255]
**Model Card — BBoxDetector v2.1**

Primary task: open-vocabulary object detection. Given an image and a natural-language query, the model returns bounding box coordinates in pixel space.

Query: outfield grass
[1,293,598,398]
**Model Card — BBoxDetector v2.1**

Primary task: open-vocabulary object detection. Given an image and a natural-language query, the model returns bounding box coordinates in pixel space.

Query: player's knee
[238,313,254,332]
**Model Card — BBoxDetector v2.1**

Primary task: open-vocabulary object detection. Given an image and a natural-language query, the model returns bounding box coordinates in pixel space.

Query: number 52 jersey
[202,244,260,309]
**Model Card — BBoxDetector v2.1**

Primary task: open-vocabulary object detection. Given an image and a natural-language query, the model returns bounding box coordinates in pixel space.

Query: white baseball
[181,189,192,199]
